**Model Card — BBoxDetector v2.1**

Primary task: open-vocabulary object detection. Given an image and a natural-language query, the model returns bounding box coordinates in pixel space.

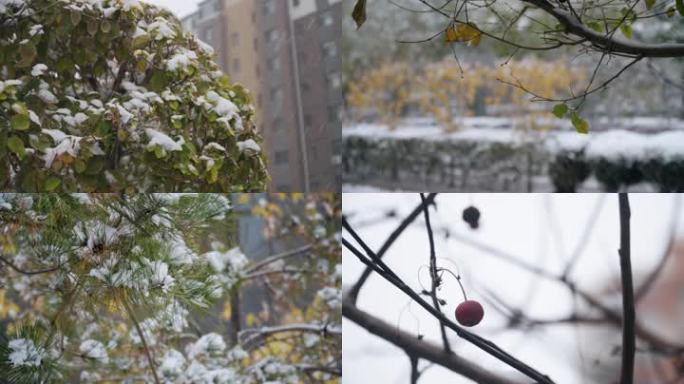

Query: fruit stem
[438,268,468,301]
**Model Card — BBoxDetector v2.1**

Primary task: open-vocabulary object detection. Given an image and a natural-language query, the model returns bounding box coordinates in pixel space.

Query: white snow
[159,349,186,377]
[148,17,175,40]
[31,63,47,77]
[237,139,261,154]
[115,104,134,125]
[29,24,44,36]
[205,91,239,117]
[186,333,226,359]
[203,247,248,273]
[204,142,226,152]
[8,338,44,367]
[27,110,40,126]
[346,120,684,162]
[145,128,184,152]
[42,129,81,168]
[166,49,197,71]
[317,286,341,309]
[38,88,58,104]
[147,260,174,292]
[79,339,109,364]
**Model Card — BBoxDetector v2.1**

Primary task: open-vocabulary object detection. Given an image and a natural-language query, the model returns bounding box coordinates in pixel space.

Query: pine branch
[123,300,161,384]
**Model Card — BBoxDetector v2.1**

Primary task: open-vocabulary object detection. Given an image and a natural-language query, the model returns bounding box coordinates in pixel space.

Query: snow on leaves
[0,194,341,384]
[0,0,267,191]
[8,338,44,367]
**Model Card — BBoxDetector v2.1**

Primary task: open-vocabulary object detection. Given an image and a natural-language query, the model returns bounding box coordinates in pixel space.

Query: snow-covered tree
[0,0,268,192]
[0,193,341,383]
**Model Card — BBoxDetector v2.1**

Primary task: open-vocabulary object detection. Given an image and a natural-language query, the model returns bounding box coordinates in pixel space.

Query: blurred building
[182,0,342,192]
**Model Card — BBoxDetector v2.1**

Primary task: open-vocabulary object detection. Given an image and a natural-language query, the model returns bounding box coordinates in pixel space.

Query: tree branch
[342,222,555,384]
[618,193,635,384]
[0,255,61,275]
[124,300,161,384]
[348,193,437,305]
[343,297,524,384]
[420,193,451,354]
[521,0,684,58]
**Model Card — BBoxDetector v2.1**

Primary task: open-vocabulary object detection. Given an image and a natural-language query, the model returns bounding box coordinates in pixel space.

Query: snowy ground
[343,193,683,384]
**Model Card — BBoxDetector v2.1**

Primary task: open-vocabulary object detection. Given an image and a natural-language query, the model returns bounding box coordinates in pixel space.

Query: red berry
[455,300,484,327]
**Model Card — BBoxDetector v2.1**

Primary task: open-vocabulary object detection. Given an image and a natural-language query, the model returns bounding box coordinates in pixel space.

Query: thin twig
[618,193,635,384]
[348,193,438,304]
[124,300,161,384]
[0,255,61,275]
[420,193,451,354]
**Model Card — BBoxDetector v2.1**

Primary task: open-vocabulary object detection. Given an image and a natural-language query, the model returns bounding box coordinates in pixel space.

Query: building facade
[182,0,342,192]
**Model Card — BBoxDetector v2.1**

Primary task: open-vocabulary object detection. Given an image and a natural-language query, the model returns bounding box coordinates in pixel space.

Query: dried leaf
[352,0,367,29]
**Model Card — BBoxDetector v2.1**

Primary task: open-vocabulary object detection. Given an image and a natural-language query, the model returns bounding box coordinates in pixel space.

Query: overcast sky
[144,0,201,18]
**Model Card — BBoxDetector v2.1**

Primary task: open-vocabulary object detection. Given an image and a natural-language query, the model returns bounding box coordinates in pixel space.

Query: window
[265,29,278,43]
[322,41,337,58]
[275,150,289,164]
[263,0,275,15]
[270,87,284,108]
[204,27,213,43]
[320,11,334,26]
[233,58,241,72]
[267,56,280,72]
[292,0,300,7]
[231,32,239,47]
[253,37,258,51]
[327,72,341,89]
[304,114,313,128]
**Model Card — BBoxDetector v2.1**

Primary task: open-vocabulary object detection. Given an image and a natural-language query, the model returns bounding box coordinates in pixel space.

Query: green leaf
[132,33,151,50]
[677,0,684,16]
[70,10,82,26]
[552,103,568,119]
[587,21,603,32]
[620,24,632,39]
[74,159,86,173]
[101,20,112,33]
[44,177,61,192]
[153,146,166,159]
[570,111,589,134]
[19,43,37,61]
[7,135,25,159]
[667,6,676,17]
[149,72,166,92]
[644,0,656,10]
[351,0,367,29]
[11,114,30,131]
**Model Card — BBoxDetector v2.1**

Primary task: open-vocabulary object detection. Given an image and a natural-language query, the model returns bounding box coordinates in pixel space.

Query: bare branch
[618,193,635,384]
[343,297,525,384]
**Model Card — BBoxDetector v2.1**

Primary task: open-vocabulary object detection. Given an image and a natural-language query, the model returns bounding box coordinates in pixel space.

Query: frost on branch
[0,193,342,383]
[0,0,267,191]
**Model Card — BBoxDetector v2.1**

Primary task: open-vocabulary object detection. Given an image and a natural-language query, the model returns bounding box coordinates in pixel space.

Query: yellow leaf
[246,312,256,327]
[222,300,232,321]
[445,23,482,47]
[237,194,250,204]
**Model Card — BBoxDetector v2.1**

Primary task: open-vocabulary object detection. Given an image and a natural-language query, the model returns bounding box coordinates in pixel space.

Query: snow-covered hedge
[344,124,684,192]
[0,0,267,191]
[343,125,547,191]
[549,130,684,192]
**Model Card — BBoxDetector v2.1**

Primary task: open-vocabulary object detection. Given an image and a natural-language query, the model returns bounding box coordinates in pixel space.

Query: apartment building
[182,0,342,192]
